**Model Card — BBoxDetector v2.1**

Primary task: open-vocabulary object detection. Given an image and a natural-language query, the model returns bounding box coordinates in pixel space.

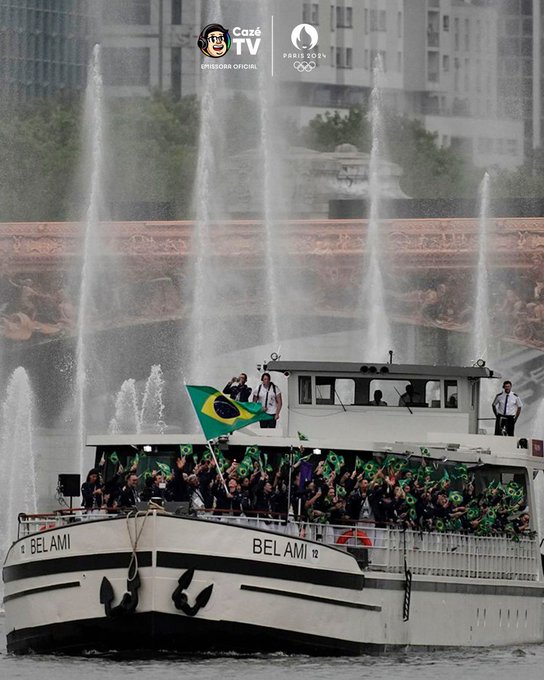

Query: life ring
[336,528,372,546]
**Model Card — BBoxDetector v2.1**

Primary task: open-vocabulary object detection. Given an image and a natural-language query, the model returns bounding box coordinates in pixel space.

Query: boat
[3,358,544,654]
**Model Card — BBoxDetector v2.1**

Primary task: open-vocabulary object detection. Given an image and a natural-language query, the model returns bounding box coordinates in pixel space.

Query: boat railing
[17,510,541,582]
[201,513,541,582]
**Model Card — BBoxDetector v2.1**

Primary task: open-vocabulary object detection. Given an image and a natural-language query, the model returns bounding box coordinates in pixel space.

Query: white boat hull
[3,514,544,654]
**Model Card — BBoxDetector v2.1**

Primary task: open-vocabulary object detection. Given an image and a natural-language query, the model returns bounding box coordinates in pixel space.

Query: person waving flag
[186,385,274,441]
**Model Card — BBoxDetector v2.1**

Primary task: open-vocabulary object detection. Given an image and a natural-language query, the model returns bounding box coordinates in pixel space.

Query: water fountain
[75,44,105,477]
[108,378,141,435]
[257,0,280,350]
[0,368,38,562]
[360,56,394,362]
[185,0,226,388]
[140,364,166,433]
[472,171,491,363]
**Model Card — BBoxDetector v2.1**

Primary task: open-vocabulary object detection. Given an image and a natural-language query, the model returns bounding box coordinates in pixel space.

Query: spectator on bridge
[223,373,252,402]
[492,380,522,436]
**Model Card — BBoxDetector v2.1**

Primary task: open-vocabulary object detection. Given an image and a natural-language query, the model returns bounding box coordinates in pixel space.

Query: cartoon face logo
[197,23,231,58]
[291,23,319,51]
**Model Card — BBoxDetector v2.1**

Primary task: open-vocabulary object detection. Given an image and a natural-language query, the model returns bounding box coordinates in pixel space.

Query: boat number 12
[311,548,319,561]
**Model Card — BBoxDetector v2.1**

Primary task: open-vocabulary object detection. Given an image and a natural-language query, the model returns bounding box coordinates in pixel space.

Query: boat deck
[16,510,542,583]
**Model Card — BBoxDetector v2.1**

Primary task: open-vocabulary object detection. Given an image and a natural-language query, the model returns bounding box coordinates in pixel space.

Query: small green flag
[451,464,468,481]
[156,461,171,476]
[186,385,273,440]
[237,455,253,477]
[326,451,344,474]
[109,451,119,464]
[297,431,309,441]
[245,446,261,461]
[355,456,365,472]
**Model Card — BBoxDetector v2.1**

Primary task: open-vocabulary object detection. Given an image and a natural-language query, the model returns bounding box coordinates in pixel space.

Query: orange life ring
[336,528,372,546]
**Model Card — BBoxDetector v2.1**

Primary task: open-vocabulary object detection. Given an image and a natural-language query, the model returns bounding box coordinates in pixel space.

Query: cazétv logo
[197,23,261,69]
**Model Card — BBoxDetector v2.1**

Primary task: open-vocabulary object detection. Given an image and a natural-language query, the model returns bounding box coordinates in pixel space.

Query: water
[0,612,542,680]
[140,365,166,433]
[108,379,141,434]
[257,0,279,350]
[108,366,166,434]
[472,172,491,363]
[76,44,105,478]
[360,57,394,362]
[187,0,224,385]
[0,368,37,577]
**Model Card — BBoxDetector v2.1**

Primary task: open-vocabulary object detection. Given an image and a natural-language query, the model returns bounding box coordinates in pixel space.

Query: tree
[302,106,482,198]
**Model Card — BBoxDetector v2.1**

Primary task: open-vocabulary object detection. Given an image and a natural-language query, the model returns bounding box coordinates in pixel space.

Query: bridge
[0,217,542,352]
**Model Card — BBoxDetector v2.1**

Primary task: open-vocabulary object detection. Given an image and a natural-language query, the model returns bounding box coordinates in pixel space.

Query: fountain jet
[0,368,37,561]
[75,44,105,478]
[472,172,491,362]
[360,56,394,362]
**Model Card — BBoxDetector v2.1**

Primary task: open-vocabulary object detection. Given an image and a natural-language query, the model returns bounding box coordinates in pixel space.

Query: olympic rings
[293,61,316,72]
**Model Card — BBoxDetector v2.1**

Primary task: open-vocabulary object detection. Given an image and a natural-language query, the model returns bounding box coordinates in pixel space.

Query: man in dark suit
[223,373,252,402]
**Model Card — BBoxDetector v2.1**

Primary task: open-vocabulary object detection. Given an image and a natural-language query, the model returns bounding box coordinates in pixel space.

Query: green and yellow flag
[185,385,273,441]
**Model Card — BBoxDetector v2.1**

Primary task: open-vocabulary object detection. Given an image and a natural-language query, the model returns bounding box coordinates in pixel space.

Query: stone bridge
[1,218,543,353]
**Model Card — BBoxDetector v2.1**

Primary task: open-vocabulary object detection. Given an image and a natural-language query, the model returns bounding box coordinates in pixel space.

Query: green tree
[302,106,482,198]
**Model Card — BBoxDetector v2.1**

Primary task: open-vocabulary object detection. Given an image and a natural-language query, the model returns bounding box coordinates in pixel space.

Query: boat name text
[30,533,71,555]
[252,537,318,561]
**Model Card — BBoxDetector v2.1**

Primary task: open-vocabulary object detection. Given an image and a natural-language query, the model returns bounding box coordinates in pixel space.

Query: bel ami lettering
[30,533,70,555]
[253,537,318,560]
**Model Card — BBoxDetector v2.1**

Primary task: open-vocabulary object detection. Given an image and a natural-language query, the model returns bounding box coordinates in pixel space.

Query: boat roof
[86,433,544,470]
[264,360,498,379]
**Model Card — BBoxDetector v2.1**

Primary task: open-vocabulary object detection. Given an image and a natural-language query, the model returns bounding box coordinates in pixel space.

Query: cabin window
[335,379,355,406]
[426,380,441,408]
[315,377,355,405]
[445,380,458,408]
[315,377,333,404]
[298,376,312,404]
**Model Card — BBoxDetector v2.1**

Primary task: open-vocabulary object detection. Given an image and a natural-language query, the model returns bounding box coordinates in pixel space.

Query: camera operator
[223,373,252,402]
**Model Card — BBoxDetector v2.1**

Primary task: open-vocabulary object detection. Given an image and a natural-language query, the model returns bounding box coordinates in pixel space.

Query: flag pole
[206,439,229,496]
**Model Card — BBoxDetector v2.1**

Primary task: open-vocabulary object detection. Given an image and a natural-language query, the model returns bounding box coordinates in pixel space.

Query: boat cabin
[265,360,497,442]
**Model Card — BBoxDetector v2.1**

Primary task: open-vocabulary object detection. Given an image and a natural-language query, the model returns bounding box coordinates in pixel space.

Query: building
[0,0,99,103]
[99,0,200,100]
[277,0,525,169]
[1,0,538,170]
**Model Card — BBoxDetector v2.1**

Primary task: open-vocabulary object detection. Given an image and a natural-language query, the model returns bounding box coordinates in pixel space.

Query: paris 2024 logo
[284,23,326,72]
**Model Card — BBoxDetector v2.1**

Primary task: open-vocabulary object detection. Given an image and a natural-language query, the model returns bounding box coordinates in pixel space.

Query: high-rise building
[99,0,200,100]
[0,0,99,102]
[96,0,528,169]
[277,0,524,169]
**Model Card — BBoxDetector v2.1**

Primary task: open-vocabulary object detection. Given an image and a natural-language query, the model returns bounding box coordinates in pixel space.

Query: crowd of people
[81,448,531,540]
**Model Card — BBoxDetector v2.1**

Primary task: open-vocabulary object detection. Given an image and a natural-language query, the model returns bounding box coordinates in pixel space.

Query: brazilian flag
[237,455,253,477]
[180,444,196,464]
[156,461,171,476]
[245,446,261,461]
[186,385,273,440]
[326,451,344,474]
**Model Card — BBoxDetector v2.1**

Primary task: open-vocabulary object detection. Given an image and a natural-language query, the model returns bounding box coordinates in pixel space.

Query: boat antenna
[388,350,393,364]
[394,385,413,415]
[334,387,347,412]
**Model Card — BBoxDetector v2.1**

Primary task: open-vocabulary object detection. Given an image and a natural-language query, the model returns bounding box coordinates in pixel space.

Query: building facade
[3,1,540,170]
[0,0,99,102]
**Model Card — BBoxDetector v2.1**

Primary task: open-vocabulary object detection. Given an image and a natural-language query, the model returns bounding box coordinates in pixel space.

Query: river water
[0,616,543,680]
